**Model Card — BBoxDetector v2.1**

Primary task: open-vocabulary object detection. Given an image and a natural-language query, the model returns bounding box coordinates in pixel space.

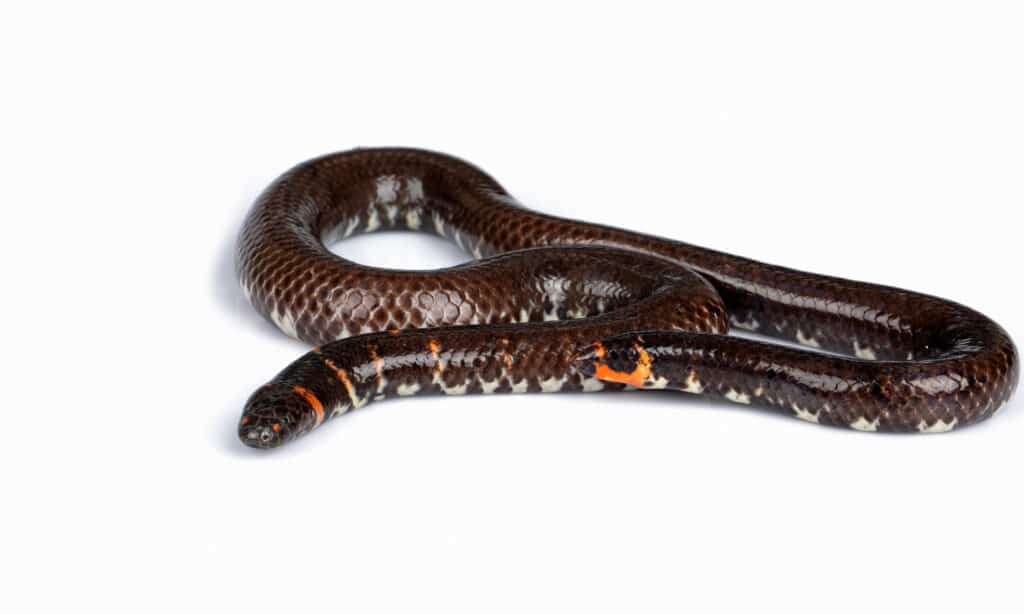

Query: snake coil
[236,148,1018,448]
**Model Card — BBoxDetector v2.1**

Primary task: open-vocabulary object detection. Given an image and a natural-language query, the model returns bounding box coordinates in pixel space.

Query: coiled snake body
[236,148,1018,448]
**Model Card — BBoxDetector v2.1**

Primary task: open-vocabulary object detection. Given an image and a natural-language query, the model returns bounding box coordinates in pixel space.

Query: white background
[2,2,1022,612]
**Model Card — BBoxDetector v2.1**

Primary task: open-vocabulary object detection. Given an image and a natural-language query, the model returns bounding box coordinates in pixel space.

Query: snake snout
[238,382,323,449]
[239,422,282,449]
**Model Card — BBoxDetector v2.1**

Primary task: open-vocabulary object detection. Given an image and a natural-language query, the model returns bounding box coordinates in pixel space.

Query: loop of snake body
[236,148,1018,448]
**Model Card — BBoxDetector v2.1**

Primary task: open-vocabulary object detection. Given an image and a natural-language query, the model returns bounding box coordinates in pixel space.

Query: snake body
[236,148,1018,448]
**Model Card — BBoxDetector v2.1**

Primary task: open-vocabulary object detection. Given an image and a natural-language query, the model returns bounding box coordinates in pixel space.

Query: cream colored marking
[907,351,914,360]
[792,404,820,423]
[326,362,369,410]
[725,389,751,404]
[480,379,501,394]
[510,379,529,393]
[441,381,469,395]
[375,175,399,203]
[518,308,530,323]
[374,394,386,402]
[542,280,566,321]
[646,376,669,390]
[405,208,422,230]
[406,177,425,202]
[917,418,958,433]
[754,385,765,397]
[853,340,877,361]
[270,308,299,339]
[365,209,381,232]
[331,402,349,417]
[383,203,399,225]
[730,315,760,332]
[683,372,704,394]
[796,329,821,348]
[581,377,605,392]
[354,394,369,409]
[539,376,567,392]
[433,213,447,237]
[348,392,369,410]
[397,382,421,396]
[849,416,880,432]
[342,217,359,238]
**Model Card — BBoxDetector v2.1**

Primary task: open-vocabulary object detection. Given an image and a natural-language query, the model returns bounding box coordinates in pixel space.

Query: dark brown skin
[236,148,1018,448]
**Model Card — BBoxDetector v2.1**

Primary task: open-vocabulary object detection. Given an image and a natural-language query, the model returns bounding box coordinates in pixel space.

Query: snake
[235,148,1018,448]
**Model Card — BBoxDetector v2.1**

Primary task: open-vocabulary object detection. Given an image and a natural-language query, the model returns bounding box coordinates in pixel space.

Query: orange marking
[292,385,325,427]
[310,347,322,354]
[323,358,358,406]
[240,417,250,425]
[593,343,652,388]
[388,328,401,335]
[593,341,606,360]
[370,348,384,379]
[499,338,513,368]
[272,423,281,433]
[428,339,446,374]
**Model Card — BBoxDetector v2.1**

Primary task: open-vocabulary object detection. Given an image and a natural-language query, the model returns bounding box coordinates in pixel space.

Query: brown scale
[236,148,1018,448]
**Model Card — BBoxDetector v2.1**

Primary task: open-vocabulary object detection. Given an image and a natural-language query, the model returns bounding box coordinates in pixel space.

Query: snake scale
[236,148,1018,448]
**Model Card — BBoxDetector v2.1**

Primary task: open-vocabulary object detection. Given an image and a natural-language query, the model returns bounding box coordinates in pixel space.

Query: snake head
[238,383,324,449]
